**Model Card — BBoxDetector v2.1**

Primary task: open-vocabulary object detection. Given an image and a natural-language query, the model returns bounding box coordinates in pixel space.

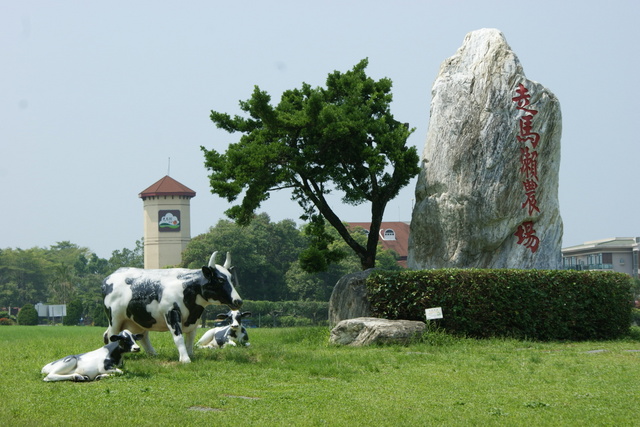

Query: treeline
[1,213,402,325]
[0,240,143,325]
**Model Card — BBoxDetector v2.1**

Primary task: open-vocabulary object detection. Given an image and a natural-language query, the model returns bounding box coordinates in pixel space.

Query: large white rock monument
[408,29,563,270]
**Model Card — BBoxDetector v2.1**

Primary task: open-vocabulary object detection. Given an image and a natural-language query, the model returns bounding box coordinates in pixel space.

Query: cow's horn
[208,251,218,268]
[223,252,231,269]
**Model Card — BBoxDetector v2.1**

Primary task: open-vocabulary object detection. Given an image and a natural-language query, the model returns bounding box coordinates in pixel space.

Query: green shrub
[367,269,633,341]
[17,304,39,325]
[91,303,109,327]
[63,299,83,326]
[0,317,14,325]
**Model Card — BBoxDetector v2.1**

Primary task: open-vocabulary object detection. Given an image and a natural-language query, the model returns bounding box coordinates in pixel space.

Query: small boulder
[330,317,426,346]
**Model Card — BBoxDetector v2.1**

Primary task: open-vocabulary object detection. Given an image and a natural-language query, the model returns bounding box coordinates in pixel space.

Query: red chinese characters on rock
[514,220,539,253]
[512,83,541,253]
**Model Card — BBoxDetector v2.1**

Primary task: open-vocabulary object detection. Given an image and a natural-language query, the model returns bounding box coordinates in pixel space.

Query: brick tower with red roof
[139,175,196,268]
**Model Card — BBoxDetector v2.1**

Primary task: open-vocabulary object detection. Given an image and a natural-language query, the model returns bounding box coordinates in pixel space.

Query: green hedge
[367,269,633,341]
[203,300,328,328]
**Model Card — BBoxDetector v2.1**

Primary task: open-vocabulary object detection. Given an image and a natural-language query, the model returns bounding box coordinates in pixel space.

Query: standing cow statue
[102,251,242,363]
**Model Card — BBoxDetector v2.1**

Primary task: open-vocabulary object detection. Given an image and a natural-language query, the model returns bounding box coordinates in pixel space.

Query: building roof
[562,237,639,254]
[139,175,196,199]
[348,221,410,266]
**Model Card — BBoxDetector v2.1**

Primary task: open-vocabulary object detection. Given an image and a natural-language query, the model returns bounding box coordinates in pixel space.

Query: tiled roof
[139,175,196,198]
[348,221,411,266]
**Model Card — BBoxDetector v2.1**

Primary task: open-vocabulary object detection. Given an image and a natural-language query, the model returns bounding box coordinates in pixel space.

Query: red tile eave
[138,191,195,198]
[139,175,196,198]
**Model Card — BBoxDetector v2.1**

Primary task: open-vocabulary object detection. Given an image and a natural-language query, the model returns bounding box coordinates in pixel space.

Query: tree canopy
[181,213,305,300]
[203,59,420,270]
[180,213,402,301]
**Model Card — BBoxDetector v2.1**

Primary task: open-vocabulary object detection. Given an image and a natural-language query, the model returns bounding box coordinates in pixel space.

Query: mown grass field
[2,325,640,426]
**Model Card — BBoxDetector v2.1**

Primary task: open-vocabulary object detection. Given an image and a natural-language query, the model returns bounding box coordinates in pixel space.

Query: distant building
[139,175,196,269]
[347,222,410,267]
[561,237,639,278]
[34,303,67,322]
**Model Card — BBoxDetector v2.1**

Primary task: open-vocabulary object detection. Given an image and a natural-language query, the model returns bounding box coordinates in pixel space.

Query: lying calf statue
[42,330,142,382]
[197,310,251,348]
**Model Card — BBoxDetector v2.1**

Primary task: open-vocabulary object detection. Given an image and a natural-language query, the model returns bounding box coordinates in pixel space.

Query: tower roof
[139,175,196,199]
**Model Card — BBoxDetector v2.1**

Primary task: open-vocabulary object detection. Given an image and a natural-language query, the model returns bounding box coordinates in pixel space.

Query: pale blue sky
[2,1,638,258]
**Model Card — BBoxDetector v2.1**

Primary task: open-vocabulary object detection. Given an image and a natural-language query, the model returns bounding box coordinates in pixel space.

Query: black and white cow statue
[197,310,251,348]
[102,251,242,363]
[42,329,142,382]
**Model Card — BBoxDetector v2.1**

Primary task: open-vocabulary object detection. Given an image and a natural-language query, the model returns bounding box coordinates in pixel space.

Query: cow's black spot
[165,302,182,336]
[102,280,113,297]
[182,282,204,327]
[186,306,204,327]
[103,357,116,371]
[106,306,113,327]
[215,326,230,347]
[125,279,163,328]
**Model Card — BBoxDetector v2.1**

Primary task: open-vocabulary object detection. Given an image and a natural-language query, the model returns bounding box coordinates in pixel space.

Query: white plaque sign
[425,307,443,320]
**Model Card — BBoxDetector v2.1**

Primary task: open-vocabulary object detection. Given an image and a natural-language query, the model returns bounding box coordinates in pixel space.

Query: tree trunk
[359,198,387,270]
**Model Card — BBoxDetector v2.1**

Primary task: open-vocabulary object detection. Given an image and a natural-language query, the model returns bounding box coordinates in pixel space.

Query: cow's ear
[109,334,123,342]
[202,266,213,279]
[242,311,252,318]
[216,313,229,320]
[133,334,144,341]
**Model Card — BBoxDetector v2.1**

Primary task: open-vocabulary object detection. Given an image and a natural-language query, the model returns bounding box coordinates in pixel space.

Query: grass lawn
[2,325,639,426]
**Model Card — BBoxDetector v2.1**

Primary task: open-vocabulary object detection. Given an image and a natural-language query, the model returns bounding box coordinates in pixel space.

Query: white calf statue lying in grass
[197,310,251,348]
[41,330,142,382]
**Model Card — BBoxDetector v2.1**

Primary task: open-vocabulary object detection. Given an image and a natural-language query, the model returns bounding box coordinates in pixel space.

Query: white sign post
[424,307,443,334]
